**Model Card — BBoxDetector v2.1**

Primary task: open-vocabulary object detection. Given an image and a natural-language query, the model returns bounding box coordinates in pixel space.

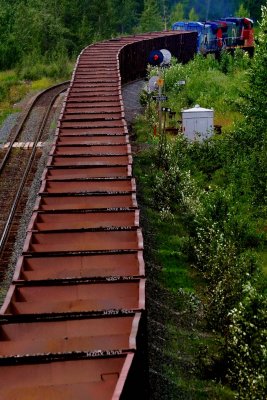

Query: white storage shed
[182,104,214,140]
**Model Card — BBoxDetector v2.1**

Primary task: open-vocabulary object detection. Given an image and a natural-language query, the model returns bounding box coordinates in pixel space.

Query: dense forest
[0,0,265,71]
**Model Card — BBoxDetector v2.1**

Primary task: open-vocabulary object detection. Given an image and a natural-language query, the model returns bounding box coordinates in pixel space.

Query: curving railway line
[0,31,197,399]
[0,82,69,275]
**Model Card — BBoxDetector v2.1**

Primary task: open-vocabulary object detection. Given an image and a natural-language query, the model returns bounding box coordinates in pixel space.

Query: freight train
[172,17,254,55]
[0,31,197,399]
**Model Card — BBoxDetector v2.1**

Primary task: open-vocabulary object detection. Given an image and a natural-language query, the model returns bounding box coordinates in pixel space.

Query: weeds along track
[0,82,69,276]
[0,31,197,399]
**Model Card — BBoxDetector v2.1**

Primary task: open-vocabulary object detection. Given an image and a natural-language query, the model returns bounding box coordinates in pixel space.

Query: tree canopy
[0,0,264,70]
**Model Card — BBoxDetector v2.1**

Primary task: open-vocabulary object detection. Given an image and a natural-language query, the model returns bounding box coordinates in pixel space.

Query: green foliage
[243,0,266,21]
[134,150,235,398]
[168,0,258,22]
[17,53,72,81]
[147,132,262,330]
[0,0,263,73]
[235,3,250,17]
[188,187,260,328]
[0,71,29,124]
[227,283,267,399]
[225,4,267,205]
[135,7,267,397]
[161,52,251,132]
[170,2,185,24]
[188,7,199,21]
[245,3,267,135]
[138,0,164,32]
[109,0,139,34]
[0,0,143,72]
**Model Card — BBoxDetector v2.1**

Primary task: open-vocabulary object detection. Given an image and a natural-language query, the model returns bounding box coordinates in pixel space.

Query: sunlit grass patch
[31,77,54,91]
[0,63,72,127]
[9,84,29,104]
[215,110,245,132]
[0,70,17,81]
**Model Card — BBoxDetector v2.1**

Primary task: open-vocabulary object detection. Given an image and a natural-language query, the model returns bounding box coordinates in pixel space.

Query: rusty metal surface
[13,251,144,281]
[23,230,143,253]
[0,30,197,399]
[39,178,136,195]
[43,166,131,179]
[1,281,145,315]
[0,315,140,357]
[28,210,139,231]
[35,193,137,211]
[49,155,132,166]
[0,355,133,400]
[53,146,130,155]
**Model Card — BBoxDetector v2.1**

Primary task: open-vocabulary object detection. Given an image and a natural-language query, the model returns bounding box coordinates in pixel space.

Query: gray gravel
[20,106,46,142]
[122,79,145,127]
[0,103,64,305]
[2,142,54,282]
[0,113,20,146]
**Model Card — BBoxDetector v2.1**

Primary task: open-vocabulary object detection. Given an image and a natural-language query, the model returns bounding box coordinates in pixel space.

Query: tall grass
[161,51,251,133]
[0,58,73,125]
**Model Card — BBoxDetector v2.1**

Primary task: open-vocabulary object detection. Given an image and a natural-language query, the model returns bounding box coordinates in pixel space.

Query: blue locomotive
[172,17,254,55]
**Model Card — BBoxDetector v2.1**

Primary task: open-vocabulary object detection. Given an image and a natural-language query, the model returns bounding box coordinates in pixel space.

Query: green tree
[170,2,185,24]
[236,3,250,17]
[243,0,265,21]
[13,1,68,61]
[221,3,267,204]
[109,0,139,34]
[138,0,164,32]
[78,15,93,48]
[188,7,199,21]
[86,0,114,40]
[0,0,17,68]
[244,3,267,202]
[246,3,267,135]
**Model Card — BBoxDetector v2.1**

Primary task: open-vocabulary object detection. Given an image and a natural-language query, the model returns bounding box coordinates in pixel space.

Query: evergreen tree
[138,0,164,32]
[188,7,199,20]
[109,0,139,34]
[232,3,267,202]
[0,0,264,72]
[0,0,17,68]
[13,0,68,61]
[243,0,265,21]
[121,0,139,33]
[236,3,250,17]
[89,0,115,40]
[246,3,267,136]
[170,2,185,24]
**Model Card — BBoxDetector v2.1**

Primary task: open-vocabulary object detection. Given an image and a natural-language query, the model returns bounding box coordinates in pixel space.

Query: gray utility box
[182,104,214,140]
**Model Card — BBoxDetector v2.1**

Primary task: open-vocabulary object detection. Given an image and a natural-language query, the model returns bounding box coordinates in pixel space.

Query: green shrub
[18,59,71,81]
[136,14,267,397]
[227,283,267,399]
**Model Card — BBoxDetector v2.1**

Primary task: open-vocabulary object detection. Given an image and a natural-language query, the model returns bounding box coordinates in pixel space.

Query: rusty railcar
[0,31,197,399]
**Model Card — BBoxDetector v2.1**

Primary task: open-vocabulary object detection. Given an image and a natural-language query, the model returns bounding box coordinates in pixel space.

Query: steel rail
[0,82,69,256]
[0,81,70,174]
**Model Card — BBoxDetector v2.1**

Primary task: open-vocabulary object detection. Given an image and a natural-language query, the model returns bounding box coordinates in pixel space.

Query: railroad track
[0,31,197,399]
[0,82,69,275]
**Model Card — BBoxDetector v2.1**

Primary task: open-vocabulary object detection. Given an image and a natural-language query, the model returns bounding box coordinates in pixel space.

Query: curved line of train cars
[0,31,197,399]
[173,17,254,55]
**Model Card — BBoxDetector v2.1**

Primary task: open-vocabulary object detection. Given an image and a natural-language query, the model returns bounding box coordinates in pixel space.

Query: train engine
[172,17,254,55]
